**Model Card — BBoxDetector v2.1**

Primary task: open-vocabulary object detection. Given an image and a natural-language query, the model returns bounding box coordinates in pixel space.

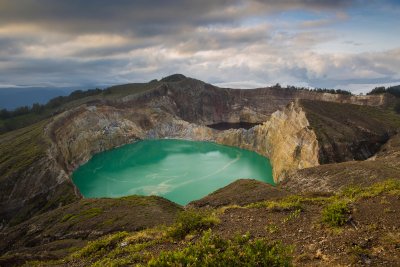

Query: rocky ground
[1,178,399,266]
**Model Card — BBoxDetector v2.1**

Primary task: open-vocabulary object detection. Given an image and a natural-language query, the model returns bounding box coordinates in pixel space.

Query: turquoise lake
[72,139,274,205]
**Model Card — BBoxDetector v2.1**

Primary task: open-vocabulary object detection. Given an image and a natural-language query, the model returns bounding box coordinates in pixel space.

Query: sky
[0,0,399,93]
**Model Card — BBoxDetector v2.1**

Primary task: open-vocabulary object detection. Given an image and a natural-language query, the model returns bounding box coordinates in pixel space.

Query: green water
[72,139,274,205]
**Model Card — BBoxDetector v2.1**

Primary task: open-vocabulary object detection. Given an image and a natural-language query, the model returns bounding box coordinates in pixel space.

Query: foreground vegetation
[13,179,399,266]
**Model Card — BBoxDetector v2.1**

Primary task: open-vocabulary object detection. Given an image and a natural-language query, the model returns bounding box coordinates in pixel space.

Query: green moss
[149,230,293,267]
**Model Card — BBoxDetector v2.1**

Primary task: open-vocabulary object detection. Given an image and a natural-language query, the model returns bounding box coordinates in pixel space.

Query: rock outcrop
[215,101,319,182]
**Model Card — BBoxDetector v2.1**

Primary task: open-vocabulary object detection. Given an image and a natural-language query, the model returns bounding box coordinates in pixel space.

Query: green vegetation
[0,81,160,134]
[72,231,129,259]
[246,196,302,211]
[340,179,400,200]
[61,208,103,223]
[167,209,219,240]
[278,83,352,95]
[367,85,400,97]
[10,179,400,266]
[0,120,48,179]
[321,200,350,227]
[149,230,293,267]
[0,88,103,133]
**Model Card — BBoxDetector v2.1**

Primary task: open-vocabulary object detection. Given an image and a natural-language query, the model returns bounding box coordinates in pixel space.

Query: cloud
[0,0,398,93]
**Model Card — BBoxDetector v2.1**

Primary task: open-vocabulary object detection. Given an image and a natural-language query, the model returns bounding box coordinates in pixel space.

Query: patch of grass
[148,230,293,267]
[71,231,128,260]
[217,204,243,214]
[246,196,302,211]
[61,208,103,223]
[22,260,63,266]
[321,200,350,227]
[167,209,220,240]
[282,209,301,223]
[265,223,279,234]
[340,179,400,200]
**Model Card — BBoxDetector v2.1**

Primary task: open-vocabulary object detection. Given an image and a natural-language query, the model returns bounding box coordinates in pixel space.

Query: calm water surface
[72,139,274,205]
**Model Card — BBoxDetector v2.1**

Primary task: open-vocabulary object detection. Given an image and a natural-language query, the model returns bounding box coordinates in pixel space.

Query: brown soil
[212,194,400,266]
[188,179,289,208]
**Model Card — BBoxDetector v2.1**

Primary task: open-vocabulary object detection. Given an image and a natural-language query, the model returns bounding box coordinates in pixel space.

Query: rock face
[300,99,400,163]
[215,101,319,182]
[1,75,397,226]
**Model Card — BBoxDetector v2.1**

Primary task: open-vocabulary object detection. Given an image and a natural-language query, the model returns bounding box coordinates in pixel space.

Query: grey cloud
[0,0,355,36]
[0,0,398,92]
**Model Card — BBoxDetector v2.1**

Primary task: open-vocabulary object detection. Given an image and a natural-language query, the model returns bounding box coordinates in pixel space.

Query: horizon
[0,1,399,95]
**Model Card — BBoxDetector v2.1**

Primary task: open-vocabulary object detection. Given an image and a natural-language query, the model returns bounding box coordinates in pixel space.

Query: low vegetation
[245,196,302,211]
[12,179,400,266]
[321,200,350,227]
[149,230,293,267]
[367,85,400,97]
[167,209,219,240]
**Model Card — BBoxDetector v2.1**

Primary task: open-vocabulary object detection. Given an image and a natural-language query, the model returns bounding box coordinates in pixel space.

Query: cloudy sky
[0,0,399,93]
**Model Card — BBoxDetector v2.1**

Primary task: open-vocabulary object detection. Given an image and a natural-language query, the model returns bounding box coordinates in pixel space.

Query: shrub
[149,230,293,266]
[167,209,219,240]
[322,201,350,227]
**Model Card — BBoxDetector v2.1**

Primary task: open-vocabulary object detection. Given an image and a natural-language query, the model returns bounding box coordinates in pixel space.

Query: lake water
[72,139,274,205]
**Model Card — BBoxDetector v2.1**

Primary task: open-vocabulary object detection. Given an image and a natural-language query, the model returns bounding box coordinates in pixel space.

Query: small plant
[265,223,279,234]
[350,245,371,264]
[149,230,293,266]
[321,201,350,227]
[282,209,301,223]
[167,209,219,240]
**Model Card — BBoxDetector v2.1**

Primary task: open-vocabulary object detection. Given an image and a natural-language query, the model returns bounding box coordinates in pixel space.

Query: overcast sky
[0,0,399,93]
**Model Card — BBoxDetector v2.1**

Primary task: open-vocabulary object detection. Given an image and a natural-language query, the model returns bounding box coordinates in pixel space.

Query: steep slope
[301,99,400,163]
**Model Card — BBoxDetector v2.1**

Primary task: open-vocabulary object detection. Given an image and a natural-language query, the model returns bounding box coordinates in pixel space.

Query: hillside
[1,75,400,266]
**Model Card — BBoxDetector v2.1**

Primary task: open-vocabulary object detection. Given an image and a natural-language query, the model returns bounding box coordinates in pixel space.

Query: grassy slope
[0,120,49,182]
[300,100,400,163]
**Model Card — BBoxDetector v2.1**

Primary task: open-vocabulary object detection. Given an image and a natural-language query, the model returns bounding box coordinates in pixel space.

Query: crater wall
[1,77,396,227]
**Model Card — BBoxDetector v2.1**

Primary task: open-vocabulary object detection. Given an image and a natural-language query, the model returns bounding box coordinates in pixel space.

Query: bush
[322,201,350,227]
[167,209,219,240]
[149,230,293,266]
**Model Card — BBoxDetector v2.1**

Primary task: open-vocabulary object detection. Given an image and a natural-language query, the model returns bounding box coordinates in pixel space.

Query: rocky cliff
[215,101,319,182]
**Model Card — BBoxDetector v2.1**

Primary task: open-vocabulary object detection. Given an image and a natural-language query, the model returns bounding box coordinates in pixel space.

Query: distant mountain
[0,87,77,110]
